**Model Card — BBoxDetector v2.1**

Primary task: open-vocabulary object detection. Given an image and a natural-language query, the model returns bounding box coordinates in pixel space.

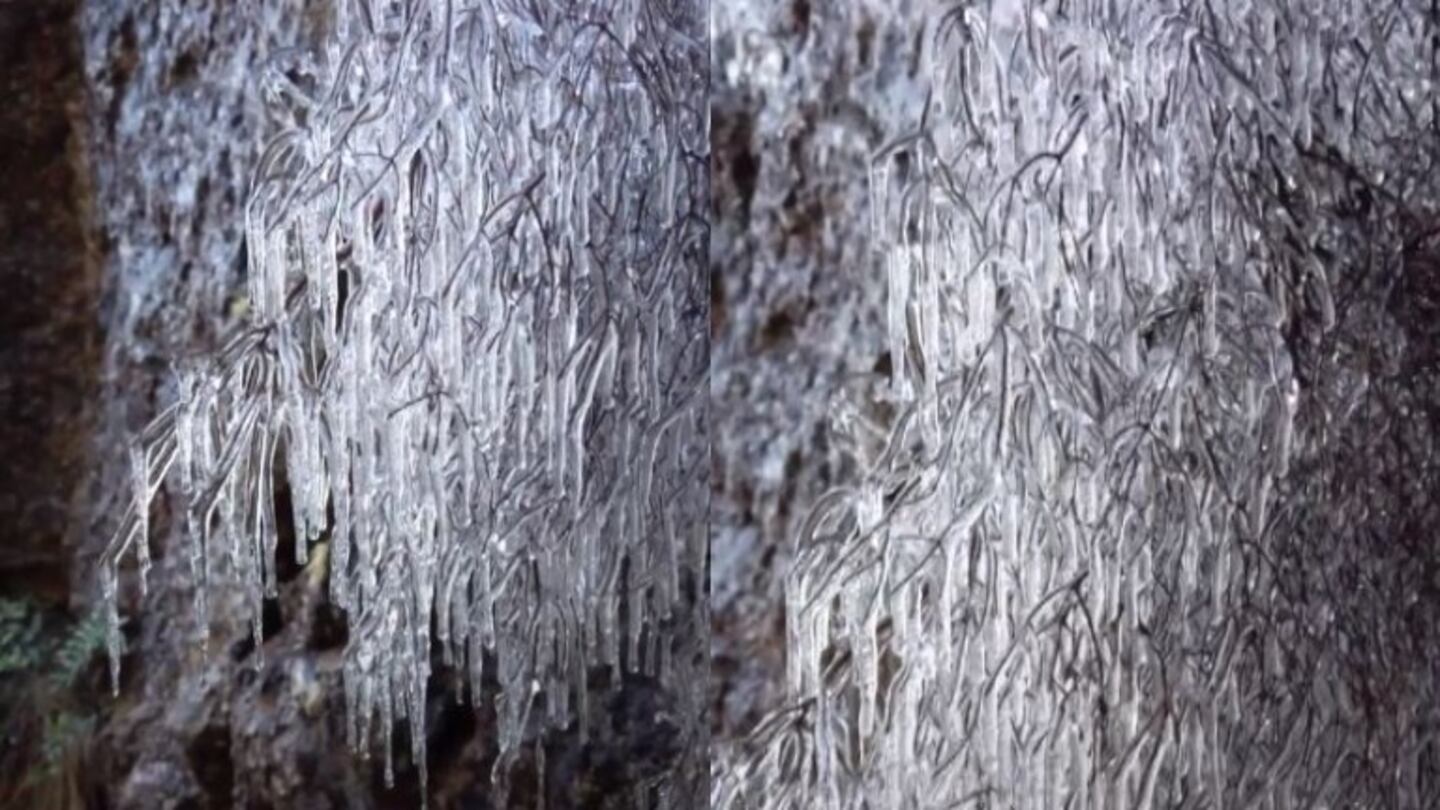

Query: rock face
[0,1,699,807]
[0,0,98,605]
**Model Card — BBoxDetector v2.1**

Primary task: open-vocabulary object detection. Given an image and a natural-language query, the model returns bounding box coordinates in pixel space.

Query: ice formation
[100,0,707,798]
[718,0,1439,807]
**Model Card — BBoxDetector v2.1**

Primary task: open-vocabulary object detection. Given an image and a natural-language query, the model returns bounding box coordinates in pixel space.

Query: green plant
[0,599,44,676]
[46,611,107,694]
[0,598,107,808]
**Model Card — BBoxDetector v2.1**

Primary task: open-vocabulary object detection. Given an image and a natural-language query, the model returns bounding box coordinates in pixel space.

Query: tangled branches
[718,0,1440,807]
[101,0,707,799]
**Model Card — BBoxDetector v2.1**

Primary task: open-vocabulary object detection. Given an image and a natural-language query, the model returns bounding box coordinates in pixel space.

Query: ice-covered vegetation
[717,0,1440,807]
[99,0,707,798]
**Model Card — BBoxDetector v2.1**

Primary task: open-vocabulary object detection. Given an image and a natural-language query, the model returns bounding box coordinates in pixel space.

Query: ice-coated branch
[101,0,707,799]
[718,0,1440,807]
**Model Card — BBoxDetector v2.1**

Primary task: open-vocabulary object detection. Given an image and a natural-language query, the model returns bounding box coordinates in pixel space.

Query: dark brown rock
[0,0,99,606]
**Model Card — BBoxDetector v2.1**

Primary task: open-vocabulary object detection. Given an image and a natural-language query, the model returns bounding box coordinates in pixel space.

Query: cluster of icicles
[716,0,1420,807]
[101,0,706,797]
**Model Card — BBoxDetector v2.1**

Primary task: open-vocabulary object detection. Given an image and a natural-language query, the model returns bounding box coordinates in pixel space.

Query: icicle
[129,442,151,597]
[1276,380,1297,479]
[1312,257,1336,332]
[101,563,123,695]
[888,247,912,399]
